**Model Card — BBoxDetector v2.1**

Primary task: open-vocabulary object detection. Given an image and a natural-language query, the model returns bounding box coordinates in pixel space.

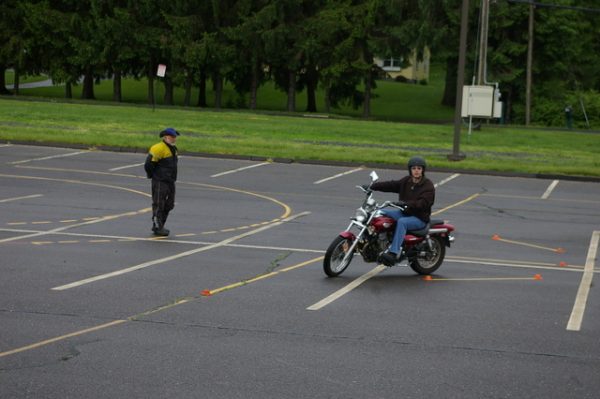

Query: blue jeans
[381,210,426,255]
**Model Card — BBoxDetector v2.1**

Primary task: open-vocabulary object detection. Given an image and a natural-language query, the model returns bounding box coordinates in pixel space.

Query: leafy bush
[532,90,599,129]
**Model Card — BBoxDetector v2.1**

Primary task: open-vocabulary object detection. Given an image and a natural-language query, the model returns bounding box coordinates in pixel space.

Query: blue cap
[159,127,180,137]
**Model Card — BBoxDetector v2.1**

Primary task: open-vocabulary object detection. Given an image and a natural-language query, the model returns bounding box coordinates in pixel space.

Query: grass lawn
[1,97,598,178]
[5,65,455,123]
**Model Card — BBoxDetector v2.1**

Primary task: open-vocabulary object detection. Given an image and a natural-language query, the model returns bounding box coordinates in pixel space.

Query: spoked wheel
[323,236,355,277]
[408,236,446,275]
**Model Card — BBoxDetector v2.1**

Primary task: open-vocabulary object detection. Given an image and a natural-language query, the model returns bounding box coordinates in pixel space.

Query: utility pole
[449,0,470,161]
[525,1,534,125]
[477,0,490,85]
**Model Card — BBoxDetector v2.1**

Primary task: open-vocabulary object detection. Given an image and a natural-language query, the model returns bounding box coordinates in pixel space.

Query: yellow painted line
[0,256,320,359]
[60,219,78,223]
[492,235,565,253]
[201,231,218,235]
[202,256,323,296]
[7,222,27,226]
[58,240,79,244]
[32,241,52,245]
[82,217,100,221]
[175,233,196,237]
[31,221,52,225]
[432,193,480,215]
[0,319,127,359]
[89,239,111,243]
[4,170,291,239]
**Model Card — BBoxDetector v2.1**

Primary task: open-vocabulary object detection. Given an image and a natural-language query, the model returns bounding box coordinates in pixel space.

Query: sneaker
[379,251,397,266]
[153,227,170,237]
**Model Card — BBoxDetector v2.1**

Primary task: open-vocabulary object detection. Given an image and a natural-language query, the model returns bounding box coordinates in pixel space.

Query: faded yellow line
[0,319,127,358]
[492,234,565,253]
[1,256,321,358]
[432,193,480,216]
[203,256,323,296]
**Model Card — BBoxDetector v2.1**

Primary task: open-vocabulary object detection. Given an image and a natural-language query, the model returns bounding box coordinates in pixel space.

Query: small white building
[374,48,430,83]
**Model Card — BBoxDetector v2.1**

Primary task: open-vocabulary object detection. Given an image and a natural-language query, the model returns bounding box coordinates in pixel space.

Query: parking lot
[1,143,599,398]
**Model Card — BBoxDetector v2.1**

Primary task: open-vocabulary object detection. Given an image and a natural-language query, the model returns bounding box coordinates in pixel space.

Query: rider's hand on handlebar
[392,201,406,208]
[360,184,371,191]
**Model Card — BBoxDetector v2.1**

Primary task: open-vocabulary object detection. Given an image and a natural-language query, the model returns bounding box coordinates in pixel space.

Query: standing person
[144,128,180,236]
[369,156,435,266]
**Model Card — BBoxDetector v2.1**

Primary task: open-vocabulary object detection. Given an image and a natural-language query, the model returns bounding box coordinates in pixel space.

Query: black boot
[379,251,397,266]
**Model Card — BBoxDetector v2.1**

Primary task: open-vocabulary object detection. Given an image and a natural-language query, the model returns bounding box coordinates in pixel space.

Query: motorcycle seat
[407,223,430,237]
[407,220,444,237]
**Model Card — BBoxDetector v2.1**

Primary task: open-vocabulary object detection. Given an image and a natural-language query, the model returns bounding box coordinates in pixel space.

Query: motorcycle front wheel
[408,236,446,275]
[323,236,354,277]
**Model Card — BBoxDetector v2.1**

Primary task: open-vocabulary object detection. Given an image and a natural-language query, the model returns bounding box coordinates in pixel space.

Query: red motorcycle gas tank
[370,216,396,233]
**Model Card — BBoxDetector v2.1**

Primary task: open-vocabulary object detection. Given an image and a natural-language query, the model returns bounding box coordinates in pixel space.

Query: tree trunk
[442,57,457,107]
[324,86,331,113]
[113,70,122,102]
[287,70,296,112]
[184,74,192,106]
[81,66,95,99]
[65,81,72,98]
[0,65,10,94]
[163,76,174,105]
[305,65,317,112]
[213,73,222,109]
[197,70,207,107]
[362,69,372,119]
[249,60,258,110]
[147,73,154,105]
[13,67,20,95]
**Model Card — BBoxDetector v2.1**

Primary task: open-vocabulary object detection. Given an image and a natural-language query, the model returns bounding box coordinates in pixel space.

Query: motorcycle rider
[144,127,179,236]
[368,156,435,266]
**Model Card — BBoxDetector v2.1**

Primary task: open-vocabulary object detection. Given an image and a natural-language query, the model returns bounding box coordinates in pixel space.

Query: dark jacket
[144,140,178,182]
[370,175,435,222]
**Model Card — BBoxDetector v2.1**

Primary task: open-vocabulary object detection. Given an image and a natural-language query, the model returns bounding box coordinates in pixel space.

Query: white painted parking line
[567,230,599,331]
[9,150,88,165]
[313,167,363,184]
[109,162,144,171]
[0,194,43,203]
[307,265,387,310]
[435,173,460,188]
[52,211,311,290]
[0,144,12,148]
[541,180,559,199]
[211,162,270,177]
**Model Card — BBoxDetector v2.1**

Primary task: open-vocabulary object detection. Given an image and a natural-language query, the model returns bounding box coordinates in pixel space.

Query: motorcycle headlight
[354,208,367,222]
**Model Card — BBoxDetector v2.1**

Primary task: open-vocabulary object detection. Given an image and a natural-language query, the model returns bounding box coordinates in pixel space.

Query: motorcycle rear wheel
[408,235,445,275]
[323,236,354,277]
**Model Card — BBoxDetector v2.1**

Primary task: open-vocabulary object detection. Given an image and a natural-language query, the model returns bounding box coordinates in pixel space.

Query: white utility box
[461,85,502,119]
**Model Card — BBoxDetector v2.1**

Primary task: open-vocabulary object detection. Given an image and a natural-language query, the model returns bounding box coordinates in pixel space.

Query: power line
[505,0,600,13]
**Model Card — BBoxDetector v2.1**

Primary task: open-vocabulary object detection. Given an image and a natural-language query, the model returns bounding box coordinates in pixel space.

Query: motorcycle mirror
[370,171,379,182]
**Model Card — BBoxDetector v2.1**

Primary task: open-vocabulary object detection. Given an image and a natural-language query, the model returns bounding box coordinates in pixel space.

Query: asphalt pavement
[1,143,599,398]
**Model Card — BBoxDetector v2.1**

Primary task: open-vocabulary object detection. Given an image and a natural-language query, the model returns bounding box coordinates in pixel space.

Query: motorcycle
[323,171,455,277]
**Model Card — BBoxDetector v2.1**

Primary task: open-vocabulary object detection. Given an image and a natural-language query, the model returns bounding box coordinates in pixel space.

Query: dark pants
[152,179,175,227]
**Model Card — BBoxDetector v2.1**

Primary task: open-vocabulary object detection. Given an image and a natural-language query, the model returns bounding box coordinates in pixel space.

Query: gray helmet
[407,156,426,173]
